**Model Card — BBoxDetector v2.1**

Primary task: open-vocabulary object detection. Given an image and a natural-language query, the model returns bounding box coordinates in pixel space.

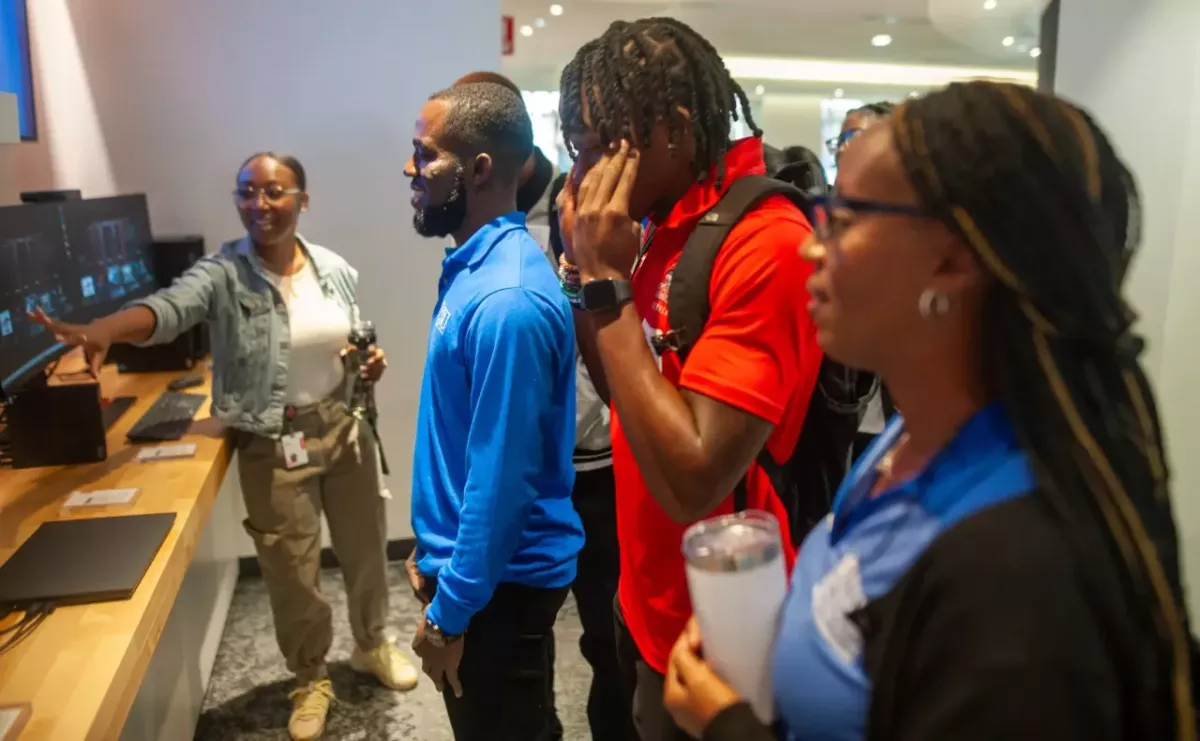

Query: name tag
[812,552,868,665]
[281,432,310,470]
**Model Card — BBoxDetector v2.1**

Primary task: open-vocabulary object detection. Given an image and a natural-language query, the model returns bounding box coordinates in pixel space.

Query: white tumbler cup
[682,509,788,724]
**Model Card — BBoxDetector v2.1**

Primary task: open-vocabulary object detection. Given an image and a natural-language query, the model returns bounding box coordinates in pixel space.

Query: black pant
[569,465,638,741]
[424,579,568,741]
[615,600,691,741]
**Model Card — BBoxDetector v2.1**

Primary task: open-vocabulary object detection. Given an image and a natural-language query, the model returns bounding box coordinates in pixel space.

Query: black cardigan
[703,496,1176,741]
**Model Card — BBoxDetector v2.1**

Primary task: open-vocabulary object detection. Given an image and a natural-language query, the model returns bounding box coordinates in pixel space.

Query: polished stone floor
[195,565,591,740]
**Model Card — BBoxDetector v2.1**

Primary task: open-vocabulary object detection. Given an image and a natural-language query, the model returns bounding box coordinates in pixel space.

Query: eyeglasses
[808,193,931,241]
[233,186,302,204]
[825,128,866,158]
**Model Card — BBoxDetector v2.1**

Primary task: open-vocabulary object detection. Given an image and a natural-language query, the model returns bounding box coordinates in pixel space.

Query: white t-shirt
[261,260,350,406]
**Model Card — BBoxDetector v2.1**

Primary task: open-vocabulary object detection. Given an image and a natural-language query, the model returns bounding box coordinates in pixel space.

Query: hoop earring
[919,288,950,319]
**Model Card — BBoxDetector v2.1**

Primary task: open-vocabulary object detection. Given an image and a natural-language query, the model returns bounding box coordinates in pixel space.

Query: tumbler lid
[682,510,782,573]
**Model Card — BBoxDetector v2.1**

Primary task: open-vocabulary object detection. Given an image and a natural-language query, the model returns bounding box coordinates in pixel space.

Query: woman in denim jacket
[31,153,417,741]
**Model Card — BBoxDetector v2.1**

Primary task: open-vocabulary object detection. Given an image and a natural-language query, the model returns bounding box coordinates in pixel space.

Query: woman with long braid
[662,81,1197,740]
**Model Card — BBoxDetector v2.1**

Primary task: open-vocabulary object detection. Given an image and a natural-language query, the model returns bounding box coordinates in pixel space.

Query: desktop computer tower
[108,235,209,373]
[7,381,107,468]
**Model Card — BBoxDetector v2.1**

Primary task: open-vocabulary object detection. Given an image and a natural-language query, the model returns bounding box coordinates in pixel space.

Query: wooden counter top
[0,352,232,741]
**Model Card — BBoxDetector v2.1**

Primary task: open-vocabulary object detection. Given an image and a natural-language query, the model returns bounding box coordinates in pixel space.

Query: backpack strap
[662,175,810,514]
[664,175,811,365]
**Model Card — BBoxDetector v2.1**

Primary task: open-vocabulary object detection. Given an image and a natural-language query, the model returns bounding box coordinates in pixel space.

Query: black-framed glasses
[809,193,931,241]
[233,186,302,204]
[825,128,866,157]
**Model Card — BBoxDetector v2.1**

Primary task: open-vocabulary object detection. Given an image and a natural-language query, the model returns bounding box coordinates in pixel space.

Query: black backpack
[651,172,879,545]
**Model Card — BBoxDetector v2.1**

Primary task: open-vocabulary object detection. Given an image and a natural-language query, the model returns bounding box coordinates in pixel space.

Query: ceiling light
[534,17,545,27]
[1002,36,1015,47]
[1030,47,1042,58]
[520,24,533,37]
[754,85,766,95]
[723,57,1039,88]
[550,4,563,16]
[983,0,997,9]
[871,34,893,47]
[834,88,845,98]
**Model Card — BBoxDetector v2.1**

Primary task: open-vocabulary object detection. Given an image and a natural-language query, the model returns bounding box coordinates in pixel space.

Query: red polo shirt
[613,138,822,674]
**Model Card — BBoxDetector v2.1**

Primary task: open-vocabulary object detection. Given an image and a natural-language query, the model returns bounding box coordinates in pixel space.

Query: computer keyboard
[126,391,207,443]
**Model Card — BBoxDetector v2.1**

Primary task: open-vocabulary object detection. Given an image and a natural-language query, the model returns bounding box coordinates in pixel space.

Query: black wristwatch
[578,278,634,313]
[424,617,463,648]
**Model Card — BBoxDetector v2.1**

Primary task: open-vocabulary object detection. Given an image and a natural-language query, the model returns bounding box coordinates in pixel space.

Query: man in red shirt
[555,17,822,741]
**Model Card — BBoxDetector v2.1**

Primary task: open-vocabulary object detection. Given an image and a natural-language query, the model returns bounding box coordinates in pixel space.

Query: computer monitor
[60,194,156,324]
[0,202,72,396]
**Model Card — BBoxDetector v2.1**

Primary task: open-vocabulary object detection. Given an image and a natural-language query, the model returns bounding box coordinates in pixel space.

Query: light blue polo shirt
[411,212,583,636]
[772,403,1037,740]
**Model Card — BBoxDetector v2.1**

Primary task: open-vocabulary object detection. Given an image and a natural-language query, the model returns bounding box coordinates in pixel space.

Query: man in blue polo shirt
[403,82,583,741]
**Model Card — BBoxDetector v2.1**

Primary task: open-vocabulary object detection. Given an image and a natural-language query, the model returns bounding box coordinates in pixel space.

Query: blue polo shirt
[411,212,583,636]
[772,403,1036,740]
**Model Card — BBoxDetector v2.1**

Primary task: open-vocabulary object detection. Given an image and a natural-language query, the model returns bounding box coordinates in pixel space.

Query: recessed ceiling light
[520,24,534,37]
[834,88,845,98]
[983,0,997,9]
[871,34,893,47]
[1002,36,1015,47]
[1030,47,1042,58]
[550,3,563,16]
[534,17,545,27]
[754,85,766,95]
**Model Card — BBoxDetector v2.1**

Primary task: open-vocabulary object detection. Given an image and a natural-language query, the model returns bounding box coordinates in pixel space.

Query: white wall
[10,0,502,541]
[759,93,825,155]
[1056,0,1200,619]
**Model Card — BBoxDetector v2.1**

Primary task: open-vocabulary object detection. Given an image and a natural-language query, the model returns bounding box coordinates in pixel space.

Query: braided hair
[558,17,759,188]
[894,81,1195,739]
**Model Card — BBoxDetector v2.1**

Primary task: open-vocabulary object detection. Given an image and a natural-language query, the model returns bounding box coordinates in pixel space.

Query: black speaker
[7,380,107,468]
[108,235,209,373]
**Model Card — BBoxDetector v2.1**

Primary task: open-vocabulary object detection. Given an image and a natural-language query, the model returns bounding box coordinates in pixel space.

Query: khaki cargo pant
[236,395,388,682]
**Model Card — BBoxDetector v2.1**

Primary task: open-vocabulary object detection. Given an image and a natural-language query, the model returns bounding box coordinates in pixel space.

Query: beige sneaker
[288,678,334,741]
[350,638,420,691]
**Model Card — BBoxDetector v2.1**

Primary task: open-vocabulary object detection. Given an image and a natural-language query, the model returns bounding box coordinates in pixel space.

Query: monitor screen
[0,202,70,393]
[0,0,36,140]
[60,194,156,323]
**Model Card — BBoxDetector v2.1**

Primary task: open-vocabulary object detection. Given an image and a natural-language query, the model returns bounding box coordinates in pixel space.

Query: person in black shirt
[662,81,1197,741]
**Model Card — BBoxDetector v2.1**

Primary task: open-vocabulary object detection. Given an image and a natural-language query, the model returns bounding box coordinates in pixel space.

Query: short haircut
[237,152,307,191]
[853,101,895,118]
[428,83,534,185]
[453,71,523,99]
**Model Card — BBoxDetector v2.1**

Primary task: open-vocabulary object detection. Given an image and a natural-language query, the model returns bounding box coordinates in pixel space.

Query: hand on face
[663,618,743,738]
[569,140,643,280]
[555,170,579,265]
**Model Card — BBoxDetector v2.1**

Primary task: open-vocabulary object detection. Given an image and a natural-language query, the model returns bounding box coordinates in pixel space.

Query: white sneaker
[350,638,420,691]
[288,678,334,741]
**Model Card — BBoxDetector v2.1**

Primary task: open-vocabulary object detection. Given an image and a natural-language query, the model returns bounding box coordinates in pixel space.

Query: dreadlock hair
[558,17,760,189]
[893,81,1195,740]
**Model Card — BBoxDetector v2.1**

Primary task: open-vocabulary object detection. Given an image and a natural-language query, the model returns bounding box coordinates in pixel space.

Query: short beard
[413,164,467,238]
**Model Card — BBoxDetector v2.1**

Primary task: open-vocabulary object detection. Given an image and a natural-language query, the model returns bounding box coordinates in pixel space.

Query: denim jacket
[128,234,359,436]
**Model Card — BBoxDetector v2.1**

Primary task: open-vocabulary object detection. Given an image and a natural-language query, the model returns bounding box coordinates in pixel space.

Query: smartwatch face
[582,280,616,310]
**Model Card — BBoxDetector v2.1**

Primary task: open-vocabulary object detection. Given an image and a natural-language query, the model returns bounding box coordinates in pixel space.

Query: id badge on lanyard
[280,405,309,470]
